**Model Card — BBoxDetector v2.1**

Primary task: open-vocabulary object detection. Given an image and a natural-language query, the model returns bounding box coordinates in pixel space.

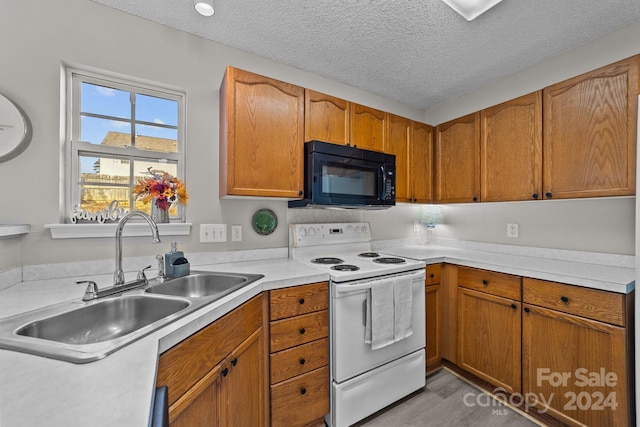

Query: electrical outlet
[200,224,227,242]
[231,225,242,242]
[507,223,519,238]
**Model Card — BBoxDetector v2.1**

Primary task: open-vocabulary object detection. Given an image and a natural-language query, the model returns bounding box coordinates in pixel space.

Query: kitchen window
[64,67,186,223]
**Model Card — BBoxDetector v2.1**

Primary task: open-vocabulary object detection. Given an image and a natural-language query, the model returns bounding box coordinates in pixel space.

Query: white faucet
[114,211,161,286]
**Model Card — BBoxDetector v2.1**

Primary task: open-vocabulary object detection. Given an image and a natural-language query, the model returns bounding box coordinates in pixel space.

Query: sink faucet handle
[137,265,152,284]
[76,280,99,301]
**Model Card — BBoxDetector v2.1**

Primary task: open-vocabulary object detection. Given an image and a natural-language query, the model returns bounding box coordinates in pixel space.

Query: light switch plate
[507,223,519,238]
[231,225,242,242]
[200,224,227,243]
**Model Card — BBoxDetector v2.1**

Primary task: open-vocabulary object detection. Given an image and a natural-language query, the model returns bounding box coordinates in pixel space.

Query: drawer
[458,266,521,300]
[270,282,329,321]
[270,338,329,384]
[426,263,441,286]
[523,278,626,326]
[270,310,329,352]
[271,366,330,427]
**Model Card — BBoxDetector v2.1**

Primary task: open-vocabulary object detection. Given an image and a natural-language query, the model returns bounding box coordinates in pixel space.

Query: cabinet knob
[524,307,530,313]
[545,192,552,198]
[222,367,229,377]
[298,190,303,196]
[532,193,539,199]
[300,387,307,395]
[472,196,478,202]
[299,358,306,365]
[430,273,435,278]
[511,304,517,310]
[299,298,305,305]
[482,279,488,285]
[299,328,306,335]
[560,296,569,303]
[231,358,238,367]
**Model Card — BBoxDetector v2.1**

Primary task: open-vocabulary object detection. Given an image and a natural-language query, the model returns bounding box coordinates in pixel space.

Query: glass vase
[151,199,170,223]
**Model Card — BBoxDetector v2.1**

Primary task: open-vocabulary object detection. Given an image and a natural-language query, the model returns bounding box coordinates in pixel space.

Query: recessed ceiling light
[194,0,215,17]
[442,0,503,21]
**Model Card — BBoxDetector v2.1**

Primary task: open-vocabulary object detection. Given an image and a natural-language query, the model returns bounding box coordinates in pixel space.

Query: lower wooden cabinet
[425,263,442,373]
[269,282,330,427]
[457,287,521,394]
[522,278,633,427]
[156,295,265,427]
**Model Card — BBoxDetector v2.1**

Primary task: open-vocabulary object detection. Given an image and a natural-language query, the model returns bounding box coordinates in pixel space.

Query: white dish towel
[364,275,414,350]
[394,274,414,341]
[364,277,395,350]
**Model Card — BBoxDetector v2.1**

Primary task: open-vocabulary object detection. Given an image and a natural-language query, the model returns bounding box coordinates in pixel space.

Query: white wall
[0,0,637,272]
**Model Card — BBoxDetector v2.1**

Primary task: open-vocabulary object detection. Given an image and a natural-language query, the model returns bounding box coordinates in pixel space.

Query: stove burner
[358,252,380,258]
[373,257,406,264]
[311,257,344,265]
[331,264,360,271]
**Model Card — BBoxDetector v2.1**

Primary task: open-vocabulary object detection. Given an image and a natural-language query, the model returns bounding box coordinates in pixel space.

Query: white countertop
[0,243,635,427]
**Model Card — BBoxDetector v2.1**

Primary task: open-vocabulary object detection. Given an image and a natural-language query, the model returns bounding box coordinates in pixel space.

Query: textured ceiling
[90,0,640,110]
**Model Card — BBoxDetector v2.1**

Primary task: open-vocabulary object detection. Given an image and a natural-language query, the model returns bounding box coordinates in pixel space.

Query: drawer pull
[299,328,306,335]
[299,358,306,365]
[561,296,569,303]
[300,387,307,395]
[482,280,488,285]
[231,358,238,367]
[430,273,435,278]
[222,367,229,377]
[524,307,530,313]
[299,298,305,304]
[511,304,517,310]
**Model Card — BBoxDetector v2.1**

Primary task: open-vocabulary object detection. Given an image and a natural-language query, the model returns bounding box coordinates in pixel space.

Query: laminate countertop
[0,243,634,426]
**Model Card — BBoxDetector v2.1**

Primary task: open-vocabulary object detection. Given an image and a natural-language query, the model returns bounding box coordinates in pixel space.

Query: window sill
[0,224,30,238]
[45,223,192,239]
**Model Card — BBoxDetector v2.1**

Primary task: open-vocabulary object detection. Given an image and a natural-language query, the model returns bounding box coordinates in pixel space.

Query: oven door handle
[334,282,374,293]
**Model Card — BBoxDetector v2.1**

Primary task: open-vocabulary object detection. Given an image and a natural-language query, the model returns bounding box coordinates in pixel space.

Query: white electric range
[289,222,426,427]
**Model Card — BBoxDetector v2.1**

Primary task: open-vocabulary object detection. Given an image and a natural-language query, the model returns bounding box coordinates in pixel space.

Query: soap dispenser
[164,241,190,278]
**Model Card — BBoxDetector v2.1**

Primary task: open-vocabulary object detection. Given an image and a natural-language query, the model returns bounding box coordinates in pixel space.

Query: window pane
[136,94,178,126]
[80,155,130,182]
[135,125,178,153]
[81,82,131,119]
[80,186,131,214]
[80,115,131,145]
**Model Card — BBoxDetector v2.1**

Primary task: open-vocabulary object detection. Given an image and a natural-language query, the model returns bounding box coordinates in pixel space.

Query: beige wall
[0,0,637,272]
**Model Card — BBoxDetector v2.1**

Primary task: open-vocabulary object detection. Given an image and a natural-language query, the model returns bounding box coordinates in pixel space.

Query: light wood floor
[353,369,543,427]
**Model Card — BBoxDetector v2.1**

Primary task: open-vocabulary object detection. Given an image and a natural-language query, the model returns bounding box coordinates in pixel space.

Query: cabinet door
[220,67,304,198]
[168,366,222,427]
[425,284,441,372]
[350,103,386,152]
[411,121,434,203]
[481,92,542,202]
[386,114,411,202]
[434,113,480,203]
[522,304,630,427]
[304,89,349,145]
[542,56,638,199]
[457,287,521,394]
[221,328,265,427]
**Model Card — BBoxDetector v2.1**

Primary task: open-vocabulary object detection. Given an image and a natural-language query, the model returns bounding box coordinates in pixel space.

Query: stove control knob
[363,225,368,233]
[309,228,316,236]
[356,226,362,233]
[347,226,354,234]
[299,227,307,237]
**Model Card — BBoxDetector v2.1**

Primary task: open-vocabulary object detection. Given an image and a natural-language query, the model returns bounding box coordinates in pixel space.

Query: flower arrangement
[132,167,188,212]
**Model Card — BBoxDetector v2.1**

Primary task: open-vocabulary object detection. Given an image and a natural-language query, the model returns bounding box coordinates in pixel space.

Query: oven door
[309,151,394,207]
[330,269,426,383]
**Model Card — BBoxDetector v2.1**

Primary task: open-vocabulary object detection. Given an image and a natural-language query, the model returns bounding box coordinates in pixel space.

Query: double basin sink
[0,271,263,363]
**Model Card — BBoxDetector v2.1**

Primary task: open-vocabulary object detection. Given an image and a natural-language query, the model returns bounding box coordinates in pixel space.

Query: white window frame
[63,66,186,223]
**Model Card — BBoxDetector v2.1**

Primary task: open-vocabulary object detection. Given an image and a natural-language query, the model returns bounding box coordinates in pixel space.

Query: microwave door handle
[378,165,386,200]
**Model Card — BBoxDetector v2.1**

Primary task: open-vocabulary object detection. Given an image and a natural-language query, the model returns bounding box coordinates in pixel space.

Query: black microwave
[288,141,396,209]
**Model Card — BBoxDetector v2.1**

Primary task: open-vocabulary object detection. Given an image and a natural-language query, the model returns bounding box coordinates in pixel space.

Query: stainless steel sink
[145,271,264,298]
[17,296,189,345]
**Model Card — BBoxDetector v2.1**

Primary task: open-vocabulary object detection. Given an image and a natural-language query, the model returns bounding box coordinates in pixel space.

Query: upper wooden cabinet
[434,113,480,203]
[481,91,543,202]
[350,103,387,152]
[543,56,638,199]
[304,89,350,145]
[386,115,434,203]
[220,66,304,198]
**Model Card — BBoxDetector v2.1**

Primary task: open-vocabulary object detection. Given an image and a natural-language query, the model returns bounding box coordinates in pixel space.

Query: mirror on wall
[0,93,31,162]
